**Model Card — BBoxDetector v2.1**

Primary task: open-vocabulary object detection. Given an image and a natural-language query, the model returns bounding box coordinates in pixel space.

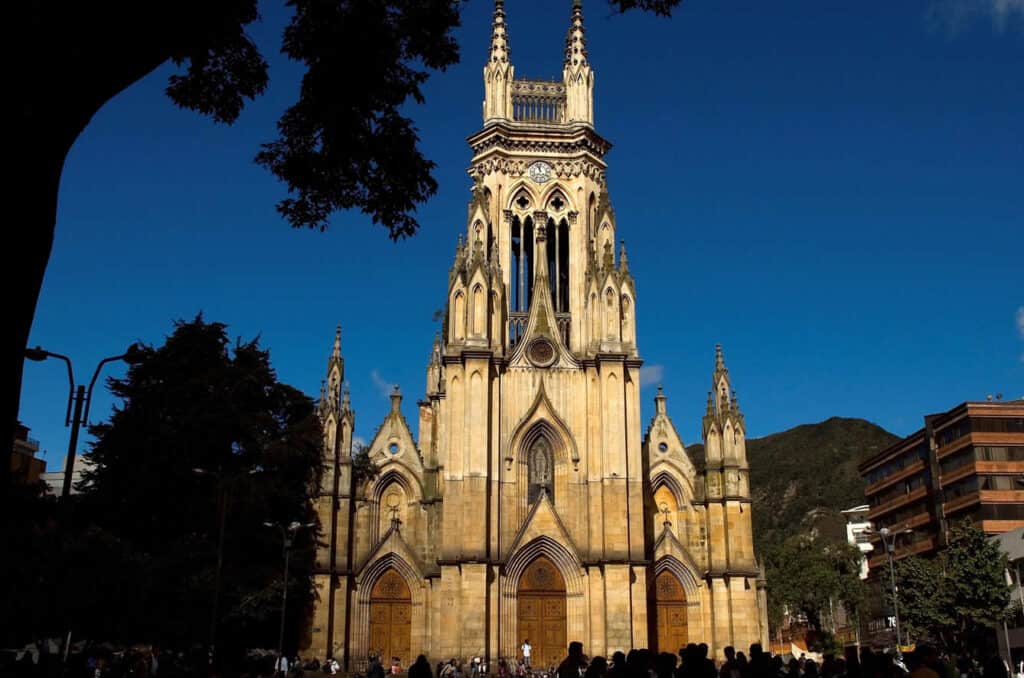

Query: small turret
[563,0,594,124]
[654,384,667,415]
[483,0,514,122]
[319,325,345,422]
[425,333,443,397]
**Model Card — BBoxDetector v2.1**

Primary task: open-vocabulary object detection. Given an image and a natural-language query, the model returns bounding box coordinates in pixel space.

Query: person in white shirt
[274,653,289,675]
[521,640,532,668]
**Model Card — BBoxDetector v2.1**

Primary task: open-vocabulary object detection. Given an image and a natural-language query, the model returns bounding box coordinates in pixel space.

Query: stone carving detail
[657,573,683,598]
[706,473,721,498]
[725,472,739,496]
[470,157,606,184]
[527,560,556,588]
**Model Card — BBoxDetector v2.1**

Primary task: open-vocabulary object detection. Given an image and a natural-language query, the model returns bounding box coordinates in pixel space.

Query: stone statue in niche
[528,438,553,504]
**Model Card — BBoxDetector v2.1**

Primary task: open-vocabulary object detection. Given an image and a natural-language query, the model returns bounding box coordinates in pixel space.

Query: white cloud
[639,364,665,388]
[369,369,395,398]
[929,0,1024,34]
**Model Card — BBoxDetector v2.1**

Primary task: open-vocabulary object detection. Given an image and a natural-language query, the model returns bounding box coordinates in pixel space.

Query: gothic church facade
[308,1,767,667]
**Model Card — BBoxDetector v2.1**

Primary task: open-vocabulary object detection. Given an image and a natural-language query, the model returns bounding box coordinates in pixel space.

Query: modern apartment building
[858,398,1024,573]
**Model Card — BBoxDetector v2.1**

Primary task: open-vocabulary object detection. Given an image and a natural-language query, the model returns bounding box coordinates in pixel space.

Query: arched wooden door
[652,570,688,654]
[517,556,567,670]
[369,569,412,664]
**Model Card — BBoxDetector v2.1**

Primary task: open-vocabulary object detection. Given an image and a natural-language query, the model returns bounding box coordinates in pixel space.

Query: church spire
[320,325,345,419]
[490,0,509,57]
[563,0,594,124]
[483,0,514,122]
[708,344,745,433]
[332,324,342,361]
[565,0,587,68]
[712,343,730,413]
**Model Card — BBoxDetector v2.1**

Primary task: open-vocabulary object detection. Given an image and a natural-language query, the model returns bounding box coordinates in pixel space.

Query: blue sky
[20,0,1023,470]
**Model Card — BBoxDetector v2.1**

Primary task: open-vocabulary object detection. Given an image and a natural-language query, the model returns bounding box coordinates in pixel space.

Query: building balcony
[979,520,1024,534]
[936,430,1024,460]
[868,535,936,569]
[865,459,926,495]
[940,460,1024,486]
[944,490,1024,516]
[867,485,929,521]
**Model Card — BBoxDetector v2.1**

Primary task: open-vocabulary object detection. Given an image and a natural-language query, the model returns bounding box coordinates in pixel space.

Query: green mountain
[688,417,900,555]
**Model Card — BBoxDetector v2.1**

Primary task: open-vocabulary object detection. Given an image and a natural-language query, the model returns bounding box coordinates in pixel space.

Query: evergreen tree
[66,316,323,652]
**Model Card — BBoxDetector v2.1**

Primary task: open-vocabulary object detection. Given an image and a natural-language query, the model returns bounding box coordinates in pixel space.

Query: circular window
[388,442,400,455]
[527,337,556,367]
[658,442,669,453]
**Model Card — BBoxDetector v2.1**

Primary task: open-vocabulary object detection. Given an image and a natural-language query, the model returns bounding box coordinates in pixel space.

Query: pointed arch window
[544,217,570,313]
[510,215,535,313]
[528,437,554,504]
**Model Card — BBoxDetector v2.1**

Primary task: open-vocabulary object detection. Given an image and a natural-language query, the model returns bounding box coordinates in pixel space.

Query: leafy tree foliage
[765,534,865,639]
[895,521,1012,652]
[7,0,682,488]
[3,317,322,655]
[351,441,379,488]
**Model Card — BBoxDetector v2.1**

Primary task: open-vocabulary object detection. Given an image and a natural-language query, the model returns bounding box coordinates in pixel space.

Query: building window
[866,444,928,486]
[936,420,971,447]
[973,418,1024,434]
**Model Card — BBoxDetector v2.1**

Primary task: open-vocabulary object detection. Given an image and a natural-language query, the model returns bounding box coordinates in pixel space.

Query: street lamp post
[193,465,262,657]
[875,526,913,658]
[265,520,315,663]
[24,345,138,499]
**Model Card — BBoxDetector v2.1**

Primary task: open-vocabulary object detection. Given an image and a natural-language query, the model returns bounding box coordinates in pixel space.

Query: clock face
[527,161,552,184]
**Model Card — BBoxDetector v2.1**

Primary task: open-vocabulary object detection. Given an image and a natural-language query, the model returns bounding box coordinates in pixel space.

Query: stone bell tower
[437,0,647,662]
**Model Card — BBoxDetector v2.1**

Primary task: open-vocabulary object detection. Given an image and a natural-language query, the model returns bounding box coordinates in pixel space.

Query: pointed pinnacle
[619,240,629,272]
[489,0,510,64]
[715,343,725,371]
[332,324,342,358]
[565,0,587,66]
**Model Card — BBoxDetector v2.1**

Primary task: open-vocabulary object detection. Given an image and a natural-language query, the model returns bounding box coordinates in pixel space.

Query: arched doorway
[517,556,567,670]
[369,569,412,665]
[652,570,688,653]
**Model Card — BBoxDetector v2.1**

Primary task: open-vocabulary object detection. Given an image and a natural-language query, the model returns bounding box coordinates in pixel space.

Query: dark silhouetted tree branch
[6,0,680,491]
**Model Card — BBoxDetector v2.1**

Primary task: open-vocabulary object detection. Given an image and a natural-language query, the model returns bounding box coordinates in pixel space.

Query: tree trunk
[5,138,71,495]
[5,11,171,493]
